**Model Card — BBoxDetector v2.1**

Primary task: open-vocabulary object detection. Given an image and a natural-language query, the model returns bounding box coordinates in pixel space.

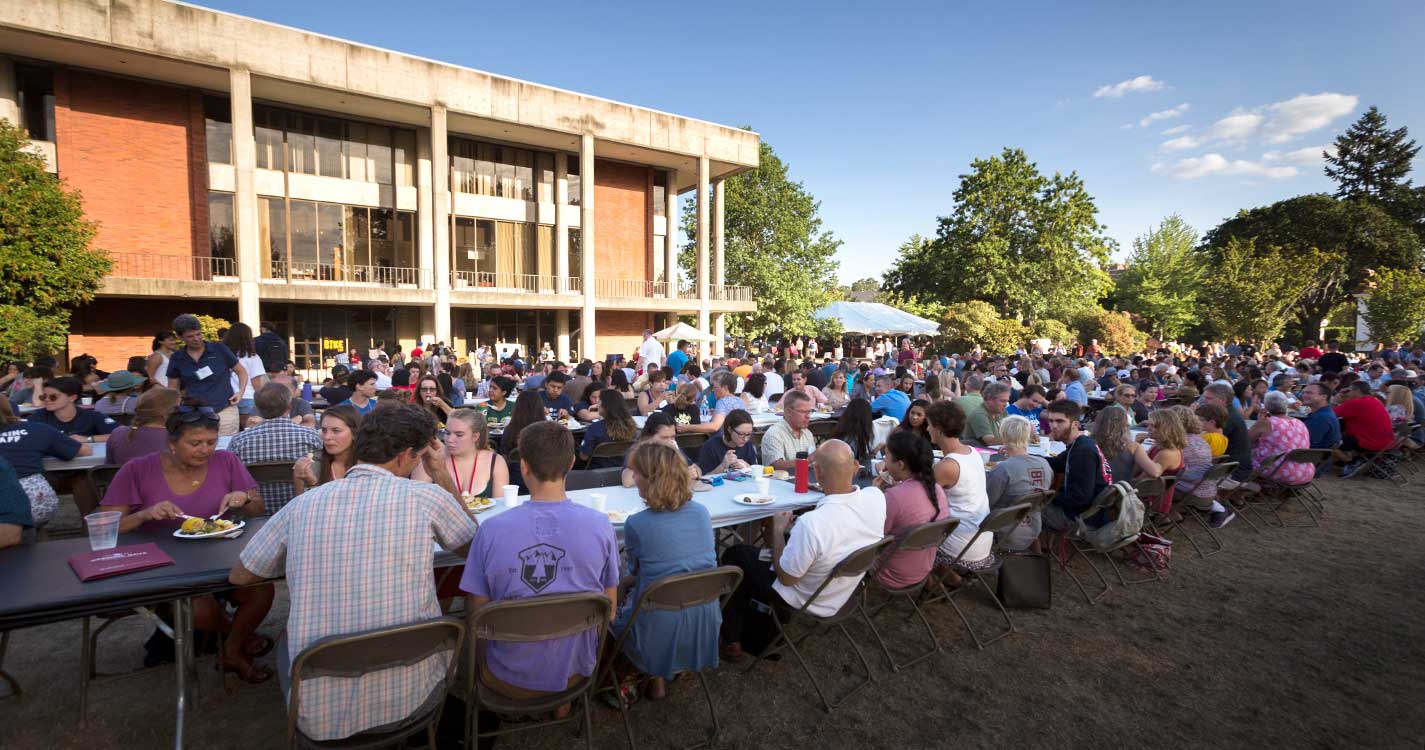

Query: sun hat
[96,370,146,393]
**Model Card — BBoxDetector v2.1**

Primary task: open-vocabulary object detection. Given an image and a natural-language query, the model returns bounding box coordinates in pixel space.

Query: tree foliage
[196,315,231,341]
[0,120,109,359]
[1114,215,1203,341]
[884,148,1113,322]
[938,301,1027,355]
[1325,106,1424,232]
[1072,308,1147,355]
[1361,268,1425,345]
[1027,318,1073,347]
[1200,238,1333,344]
[679,138,842,341]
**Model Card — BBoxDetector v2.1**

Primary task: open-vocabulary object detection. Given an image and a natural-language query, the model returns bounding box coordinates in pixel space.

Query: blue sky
[199,0,1425,283]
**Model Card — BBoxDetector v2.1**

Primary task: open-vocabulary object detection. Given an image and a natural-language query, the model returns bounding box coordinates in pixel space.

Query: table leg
[173,598,195,750]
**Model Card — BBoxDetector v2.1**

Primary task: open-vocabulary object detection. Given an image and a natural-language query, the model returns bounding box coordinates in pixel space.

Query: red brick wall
[593,159,651,281]
[67,299,237,374]
[53,68,208,277]
[594,310,654,362]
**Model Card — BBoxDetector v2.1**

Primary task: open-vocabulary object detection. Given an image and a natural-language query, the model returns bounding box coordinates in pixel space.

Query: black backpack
[255,332,289,374]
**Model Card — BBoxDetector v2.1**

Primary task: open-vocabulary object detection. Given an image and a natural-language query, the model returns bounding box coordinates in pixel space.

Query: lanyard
[450,454,477,497]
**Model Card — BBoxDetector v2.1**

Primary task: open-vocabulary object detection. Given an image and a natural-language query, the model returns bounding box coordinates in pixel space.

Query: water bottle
[794,451,810,494]
[301,381,313,401]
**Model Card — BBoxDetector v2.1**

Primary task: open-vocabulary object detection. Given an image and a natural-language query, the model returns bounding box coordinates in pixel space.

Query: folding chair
[1162,465,1234,556]
[597,566,743,749]
[747,536,895,714]
[585,440,634,470]
[288,616,464,750]
[862,518,959,670]
[921,505,1033,650]
[565,467,623,490]
[246,460,297,485]
[675,432,708,458]
[1235,450,1333,528]
[809,421,838,444]
[1352,425,1410,486]
[1048,484,1163,605]
[463,593,612,750]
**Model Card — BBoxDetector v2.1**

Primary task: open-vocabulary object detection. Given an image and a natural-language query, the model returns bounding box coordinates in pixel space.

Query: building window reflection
[247,103,415,186]
[262,197,417,284]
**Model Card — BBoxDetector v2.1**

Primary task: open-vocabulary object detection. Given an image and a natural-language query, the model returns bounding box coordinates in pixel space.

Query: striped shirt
[228,418,322,514]
[240,464,478,741]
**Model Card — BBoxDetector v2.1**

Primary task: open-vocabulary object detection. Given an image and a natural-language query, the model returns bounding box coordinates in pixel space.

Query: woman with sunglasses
[99,404,275,683]
[28,376,118,443]
[413,374,453,425]
[696,408,759,475]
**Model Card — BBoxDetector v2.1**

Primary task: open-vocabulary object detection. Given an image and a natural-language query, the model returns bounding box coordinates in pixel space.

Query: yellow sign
[323,338,346,351]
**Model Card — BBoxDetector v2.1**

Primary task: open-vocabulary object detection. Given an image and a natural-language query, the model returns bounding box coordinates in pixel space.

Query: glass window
[477,220,497,276]
[537,153,554,203]
[289,200,318,274]
[394,129,416,187]
[395,211,416,270]
[653,171,667,217]
[15,65,55,142]
[451,139,476,195]
[345,206,371,270]
[318,203,344,278]
[207,193,235,260]
[568,227,581,275]
[204,95,232,165]
[368,208,392,268]
[495,154,514,199]
[476,143,496,197]
[254,106,284,170]
[259,197,286,278]
[344,122,368,182]
[287,113,316,175]
[316,118,343,178]
[367,126,392,185]
[567,156,581,206]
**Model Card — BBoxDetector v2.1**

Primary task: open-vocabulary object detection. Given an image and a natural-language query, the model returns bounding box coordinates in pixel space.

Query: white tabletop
[475,473,825,532]
[630,412,833,431]
[44,436,234,473]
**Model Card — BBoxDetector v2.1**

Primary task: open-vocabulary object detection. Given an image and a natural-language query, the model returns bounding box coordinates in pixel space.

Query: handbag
[996,552,1052,609]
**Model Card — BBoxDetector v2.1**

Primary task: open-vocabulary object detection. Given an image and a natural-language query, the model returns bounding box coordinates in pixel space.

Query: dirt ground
[4,473,1424,750]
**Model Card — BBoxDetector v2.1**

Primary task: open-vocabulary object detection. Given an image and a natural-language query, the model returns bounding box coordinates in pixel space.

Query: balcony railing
[595,278,673,298]
[712,284,754,302]
[108,253,236,281]
[450,271,580,294]
[271,261,427,287]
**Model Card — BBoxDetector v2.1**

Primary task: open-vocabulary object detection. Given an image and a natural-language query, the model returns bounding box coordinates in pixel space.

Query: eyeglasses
[733,429,754,438]
[39,393,64,402]
[175,405,217,422]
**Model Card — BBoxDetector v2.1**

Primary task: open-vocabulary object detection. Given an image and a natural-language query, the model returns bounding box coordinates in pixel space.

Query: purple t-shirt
[105,426,170,466]
[459,498,619,691]
[104,450,257,530]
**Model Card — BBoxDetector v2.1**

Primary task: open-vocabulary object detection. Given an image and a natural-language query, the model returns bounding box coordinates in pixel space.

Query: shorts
[236,398,256,416]
[20,473,59,527]
[216,405,240,436]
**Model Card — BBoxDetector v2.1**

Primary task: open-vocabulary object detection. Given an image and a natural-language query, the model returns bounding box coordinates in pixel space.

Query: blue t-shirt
[0,422,80,477]
[458,499,619,692]
[1063,380,1088,406]
[26,408,117,437]
[336,397,377,416]
[0,456,33,529]
[542,392,574,414]
[871,389,912,421]
[166,341,241,409]
[1005,403,1044,425]
[696,433,760,475]
[713,394,743,417]
[1302,406,1340,450]
[667,350,690,377]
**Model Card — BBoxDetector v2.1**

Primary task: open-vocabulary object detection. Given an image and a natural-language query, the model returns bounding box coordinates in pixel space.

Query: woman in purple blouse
[100,404,275,683]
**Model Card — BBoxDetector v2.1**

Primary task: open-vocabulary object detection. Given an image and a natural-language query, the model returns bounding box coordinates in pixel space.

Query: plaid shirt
[228,419,322,514]
[240,464,477,741]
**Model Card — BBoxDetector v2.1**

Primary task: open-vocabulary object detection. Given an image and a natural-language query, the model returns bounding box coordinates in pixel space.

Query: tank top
[155,352,171,388]
[451,450,495,502]
[938,448,993,562]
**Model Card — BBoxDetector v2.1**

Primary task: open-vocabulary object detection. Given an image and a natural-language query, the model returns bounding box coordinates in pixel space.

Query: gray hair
[983,382,1011,400]
[1000,415,1033,451]
[1263,390,1291,415]
[711,371,737,393]
[172,314,202,335]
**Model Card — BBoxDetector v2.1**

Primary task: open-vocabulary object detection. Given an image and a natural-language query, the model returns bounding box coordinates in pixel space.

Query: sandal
[221,657,274,684]
[243,634,275,659]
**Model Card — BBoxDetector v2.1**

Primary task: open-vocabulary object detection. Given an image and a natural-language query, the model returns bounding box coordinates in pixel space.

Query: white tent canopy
[651,322,718,342]
[814,301,940,336]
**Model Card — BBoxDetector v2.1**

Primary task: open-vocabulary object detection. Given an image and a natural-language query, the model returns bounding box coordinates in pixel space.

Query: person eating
[293,405,361,496]
[413,407,506,507]
[696,409,759,475]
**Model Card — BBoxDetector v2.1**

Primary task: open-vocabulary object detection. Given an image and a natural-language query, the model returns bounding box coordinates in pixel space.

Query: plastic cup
[589,493,607,512]
[502,485,520,508]
[747,464,763,477]
[755,477,771,497]
[85,511,121,551]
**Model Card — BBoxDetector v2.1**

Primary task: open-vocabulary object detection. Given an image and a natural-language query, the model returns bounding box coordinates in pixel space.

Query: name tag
[196,366,214,380]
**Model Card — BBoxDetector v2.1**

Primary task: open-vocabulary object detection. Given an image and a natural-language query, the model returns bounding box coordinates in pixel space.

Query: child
[1193,402,1229,457]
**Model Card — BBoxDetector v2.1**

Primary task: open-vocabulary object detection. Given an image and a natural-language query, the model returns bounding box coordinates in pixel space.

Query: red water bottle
[794,451,810,494]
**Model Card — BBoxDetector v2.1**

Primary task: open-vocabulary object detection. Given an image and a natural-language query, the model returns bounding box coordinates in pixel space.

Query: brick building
[0,0,756,374]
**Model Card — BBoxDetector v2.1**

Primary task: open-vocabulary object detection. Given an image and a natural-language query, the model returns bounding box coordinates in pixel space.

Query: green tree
[1325,106,1423,231]
[1201,238,1333,344]
[679,138,842,341]
[847,276,883,301]
[1027,318,1073,347]
[1361,268,1425,345]
[938,301,1028,354]
[884,148,1114,322]
[1072,308,1147,355]
[1115,215,1203,340]
[196,314,231,341]
[0,120,109,359]
[1201,194,1421,339]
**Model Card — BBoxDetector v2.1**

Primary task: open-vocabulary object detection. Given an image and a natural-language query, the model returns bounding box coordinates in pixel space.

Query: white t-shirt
[231,354,265,399]
[762,372,785,398]
[774,487,888,617]
[639,338,664,372]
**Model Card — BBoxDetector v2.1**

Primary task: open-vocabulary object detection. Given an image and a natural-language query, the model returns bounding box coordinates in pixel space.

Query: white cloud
[1158,111,1263,151]
[1260,93,1358,144]
[1161,125,1191,136]
[1137,102,1189,127]
[1152,153,1298,180]
[1094,75,1167,98]
[1263,144,1338,166]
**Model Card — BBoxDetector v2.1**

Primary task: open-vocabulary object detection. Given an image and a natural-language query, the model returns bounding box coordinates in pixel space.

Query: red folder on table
[68,543,176,582]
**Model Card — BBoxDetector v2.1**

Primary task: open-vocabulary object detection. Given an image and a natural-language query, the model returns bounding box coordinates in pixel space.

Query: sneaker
[1340,460,1365,479]
[1209,509,1236,529]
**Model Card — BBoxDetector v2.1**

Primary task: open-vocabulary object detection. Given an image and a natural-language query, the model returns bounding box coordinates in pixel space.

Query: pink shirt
[875,478,949,589]
[105,450,257,530]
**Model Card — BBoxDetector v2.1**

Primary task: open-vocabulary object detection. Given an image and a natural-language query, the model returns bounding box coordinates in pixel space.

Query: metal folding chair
[862,518,959,670]
[597,566,743,749]
[1230,450,1331,529]
[585,440,634,470]
[1161,465,1233,557]
[565,467,623,490]
[747,536,895,714]
[1351,425,1410,486]
[288,616,464,749]
[1048,483,1164,605]
[463,593,612,750]
[920,505,1032,650]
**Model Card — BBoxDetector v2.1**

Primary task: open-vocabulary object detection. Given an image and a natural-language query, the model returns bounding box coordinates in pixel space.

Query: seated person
[541,372,575,418]
[459,421,619,703]
[1193,402,1230,457]
[1041,400,1110,532]
[573,386,603,423]
[636,370,671,417]
[614,441,720,701]
[1298,382,1340,452]
[106,405,273,684]
[622,412,699,487]
[871,431,949,588]
[1332,381,1395,477]
[335,370,378,415]
[579,388,638,469]
[478,376,517,425]
[984,415,1052,551]
[788,369,828,408]
[1248,391,1314,485]
[760,390,819,471]
[27,376,117,443]
[719,440,886,657]
[870,374,911,421]
[94,371,145,416]
[696,409,759,475]
[230,403,477,740]
[230,383,323,515]
[1004,384,1047,425]
[0,399,88,527]
[659,383,702,427]
[963,382,1010,448]
[0,456,33,548]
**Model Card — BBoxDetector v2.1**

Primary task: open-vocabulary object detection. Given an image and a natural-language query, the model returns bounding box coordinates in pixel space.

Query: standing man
[1317,341,1348,375]
[255,322,290,380]
[638,329,664,376]
[167,313,247,436]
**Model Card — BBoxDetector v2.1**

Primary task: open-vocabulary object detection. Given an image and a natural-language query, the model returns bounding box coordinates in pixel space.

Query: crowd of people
[0,316,1420,743]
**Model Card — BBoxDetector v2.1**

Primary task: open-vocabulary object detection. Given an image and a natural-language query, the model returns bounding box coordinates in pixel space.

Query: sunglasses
[39,393,67,402]
[175,405,218,422]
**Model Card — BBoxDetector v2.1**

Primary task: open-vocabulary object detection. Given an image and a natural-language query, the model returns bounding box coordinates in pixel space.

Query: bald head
[811,439,857,494]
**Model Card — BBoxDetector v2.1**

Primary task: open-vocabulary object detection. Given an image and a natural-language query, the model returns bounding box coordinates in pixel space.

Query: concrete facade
[0,0,757,372]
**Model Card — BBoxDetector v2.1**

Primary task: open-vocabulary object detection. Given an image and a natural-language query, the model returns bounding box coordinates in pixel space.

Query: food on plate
[606,510,628,523]
[736,494,775,505]
[178,517,236,536]
[463,494,495,512]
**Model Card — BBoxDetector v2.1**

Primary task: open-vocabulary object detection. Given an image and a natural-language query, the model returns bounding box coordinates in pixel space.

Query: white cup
[501,484,520,507]
[85,511,121,551]
[755,477,771,497]
[81,396,93,407]
[748,464,765,477]
[589,493,607,512]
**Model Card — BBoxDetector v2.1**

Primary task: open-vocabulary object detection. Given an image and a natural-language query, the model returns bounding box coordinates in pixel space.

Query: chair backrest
[565,467,623,491]
[589,439,633,460]
[87,464,123,504]
[1281,448,1331,466]
[676,432,708,452]
[797,535,896,614]
[1201,460,1239,483]
[1010,490,1053,513]
[246,460,296,484]
[638,566,743,612]
[109,413,134,427]
[470,592,612,644]
[893,517,959,553]
[1134,477,1166,501]
[981,502,1032,535]
[809,421,838,443]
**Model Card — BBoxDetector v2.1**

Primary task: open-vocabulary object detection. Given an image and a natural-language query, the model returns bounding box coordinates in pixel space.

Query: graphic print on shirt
[519,543,566,593]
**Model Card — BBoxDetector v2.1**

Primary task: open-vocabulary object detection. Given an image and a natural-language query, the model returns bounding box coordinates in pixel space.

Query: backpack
[1076,481,1145,550]
[255,332,289,375]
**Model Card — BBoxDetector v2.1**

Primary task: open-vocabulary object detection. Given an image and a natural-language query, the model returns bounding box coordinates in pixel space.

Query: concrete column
[555,153,570,294]
[556,310,570,362]
[712,177,726,356]
[0,58,17,126]
[696,155,711,364]
[431,106,452,344]
[229,69,261,328]
[579,134,597,359]
[416,128,435,285]
[664,170,678,299]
